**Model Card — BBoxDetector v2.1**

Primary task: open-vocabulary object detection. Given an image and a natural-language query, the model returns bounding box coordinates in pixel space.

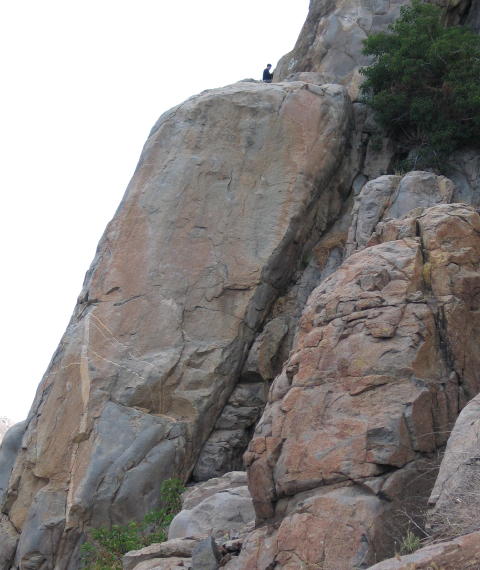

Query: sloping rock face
[275,0,479,98]
[237,202,480,569]
[368,530,480,570]
[2,81,356,568]
[428,392,480,539]
[274,0,409,98]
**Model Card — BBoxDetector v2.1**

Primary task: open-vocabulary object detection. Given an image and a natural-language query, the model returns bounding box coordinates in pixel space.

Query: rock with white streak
[3,80,355,568]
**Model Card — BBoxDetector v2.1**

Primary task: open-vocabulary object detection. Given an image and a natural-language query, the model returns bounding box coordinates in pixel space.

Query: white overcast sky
[0,1,309,422]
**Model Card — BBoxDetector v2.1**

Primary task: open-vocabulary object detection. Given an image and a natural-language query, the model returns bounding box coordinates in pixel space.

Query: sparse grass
[399,527,422,555]
[80,478,184,569]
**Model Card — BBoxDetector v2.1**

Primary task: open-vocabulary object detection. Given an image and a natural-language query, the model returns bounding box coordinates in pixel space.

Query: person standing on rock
[263,64,274,83]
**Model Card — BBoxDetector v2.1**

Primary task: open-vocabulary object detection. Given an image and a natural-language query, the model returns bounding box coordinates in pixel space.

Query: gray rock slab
[192,430,250,481]
[346,171,454,256]
[191,537,221,570]
[0,514,18,569]
[123,538,200,570]
[131,558,192,570]
[169,480,254,541]
[0,420,26,506]
[428,392,480,539]
[181,471,247,511]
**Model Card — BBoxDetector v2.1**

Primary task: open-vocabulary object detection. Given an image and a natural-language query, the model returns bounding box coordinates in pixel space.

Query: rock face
[240,201,480,569]
[123,473,254,570]
[275,0,409,98]
[275,0,479,98]
[367,530,480,570]
[428,392,480,540]
[123,538,200,570]
[346,171,454,256]
[4,1,480,568]
[2,81,356,568]
[168,472,255,541]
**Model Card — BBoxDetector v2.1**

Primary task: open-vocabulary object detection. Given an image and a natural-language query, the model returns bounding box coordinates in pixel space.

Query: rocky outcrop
[367,530,480,569]
[238,201,480,569]
[2,81,357,568]
[275,0,480,99]
[123,472,253,570]
[428,392,480,540]
[192,382,268,481]
[5,0,480,566]
[123,538,200,570]
[274,0,409,98]
[0,421,25,506]
[446,149,480,207]
[168,472,254,541]
[346,171,454,256]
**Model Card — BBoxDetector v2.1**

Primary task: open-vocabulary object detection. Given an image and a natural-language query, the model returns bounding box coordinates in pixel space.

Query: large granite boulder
[168,472,254,541]
[2,80,355,568]
[238,202,480,569]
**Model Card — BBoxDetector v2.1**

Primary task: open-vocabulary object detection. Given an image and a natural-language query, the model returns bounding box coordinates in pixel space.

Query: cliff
[2,1,480,569]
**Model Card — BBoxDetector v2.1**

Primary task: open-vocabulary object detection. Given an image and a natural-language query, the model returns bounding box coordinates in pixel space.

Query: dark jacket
[263,68,273,82]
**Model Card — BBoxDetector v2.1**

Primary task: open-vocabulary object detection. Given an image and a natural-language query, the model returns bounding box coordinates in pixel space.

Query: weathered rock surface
[0,421,26,505]
[367,530,480,569]
[446,149,480,207]
[168,472,255,541]
[275,0,411,98]
[240,202,480,568]
[275,0,480,98]
[192,383,267,481]
[428,392,480,540]
[346,171,454,256]
[191,536,221,570]
[123,538,200,570]
[131,558,192,570]
[0,514,18,570]
[3,80,355,568]
[7,0,480,565]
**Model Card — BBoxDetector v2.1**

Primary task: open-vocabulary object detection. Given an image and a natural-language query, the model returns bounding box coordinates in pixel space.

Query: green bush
[80,478,184,570]
[360,0,480,170]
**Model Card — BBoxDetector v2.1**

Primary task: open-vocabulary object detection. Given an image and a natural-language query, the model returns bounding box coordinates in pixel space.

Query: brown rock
[243,204,480,568]
[367,530,480,570]
[3,81,355,567]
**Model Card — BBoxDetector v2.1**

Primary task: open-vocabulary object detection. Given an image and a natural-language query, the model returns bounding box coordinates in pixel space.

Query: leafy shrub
[80,478,184,569]
[361,0,480,170]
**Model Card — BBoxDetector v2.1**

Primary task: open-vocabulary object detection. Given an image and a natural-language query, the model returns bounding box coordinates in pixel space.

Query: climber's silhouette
[263,64,273,83]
